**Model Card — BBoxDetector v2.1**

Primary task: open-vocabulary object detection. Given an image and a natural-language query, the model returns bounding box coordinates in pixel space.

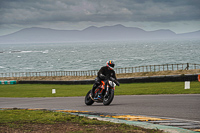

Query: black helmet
[106,60,115,70]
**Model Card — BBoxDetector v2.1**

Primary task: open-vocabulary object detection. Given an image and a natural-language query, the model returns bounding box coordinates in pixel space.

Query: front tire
[103,89,114,106]
[85,90,94,105]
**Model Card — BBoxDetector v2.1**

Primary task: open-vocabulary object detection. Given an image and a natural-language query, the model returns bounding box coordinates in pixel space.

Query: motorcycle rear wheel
[85,90,94,105]
[103,89,114,105]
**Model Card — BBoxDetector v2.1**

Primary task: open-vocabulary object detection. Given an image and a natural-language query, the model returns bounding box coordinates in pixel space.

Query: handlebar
[110,77,120,86]
[100,75,120,86]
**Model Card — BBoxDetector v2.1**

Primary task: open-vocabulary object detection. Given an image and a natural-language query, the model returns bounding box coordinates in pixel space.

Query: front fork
[105,85,109,97]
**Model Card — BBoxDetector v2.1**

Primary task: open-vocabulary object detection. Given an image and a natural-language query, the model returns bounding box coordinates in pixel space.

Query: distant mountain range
[0,24,199,44]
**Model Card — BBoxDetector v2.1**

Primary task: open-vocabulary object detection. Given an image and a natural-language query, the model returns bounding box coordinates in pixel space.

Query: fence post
[185,63,189,70]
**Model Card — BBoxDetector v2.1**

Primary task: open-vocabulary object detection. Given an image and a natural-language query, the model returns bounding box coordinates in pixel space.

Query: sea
[0,39,200,73]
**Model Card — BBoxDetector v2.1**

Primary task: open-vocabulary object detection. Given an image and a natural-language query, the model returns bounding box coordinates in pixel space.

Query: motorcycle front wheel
[103,89,114,106]
[85,90,94,105]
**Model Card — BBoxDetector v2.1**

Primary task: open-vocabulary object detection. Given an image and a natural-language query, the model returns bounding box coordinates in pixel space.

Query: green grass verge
[0,81,199,97]
[116,81,200,95]
[0,109,163,133]
[0,109,106,125]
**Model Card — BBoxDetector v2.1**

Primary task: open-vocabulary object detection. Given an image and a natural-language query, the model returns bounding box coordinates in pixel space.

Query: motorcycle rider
[91,60,118,98]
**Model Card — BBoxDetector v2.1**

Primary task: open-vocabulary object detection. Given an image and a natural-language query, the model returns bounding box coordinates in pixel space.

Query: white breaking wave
[9,50,49,54]
[0,66,5,69]
[43,50,49,53]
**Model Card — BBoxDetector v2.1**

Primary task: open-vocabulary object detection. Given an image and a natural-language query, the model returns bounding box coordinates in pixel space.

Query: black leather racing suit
[91,66,117,97]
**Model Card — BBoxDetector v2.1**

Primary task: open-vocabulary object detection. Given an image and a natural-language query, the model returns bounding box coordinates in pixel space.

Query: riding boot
[91,77,100,97]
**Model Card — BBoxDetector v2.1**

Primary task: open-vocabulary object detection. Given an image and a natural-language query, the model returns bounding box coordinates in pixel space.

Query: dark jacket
[97,66,117,80]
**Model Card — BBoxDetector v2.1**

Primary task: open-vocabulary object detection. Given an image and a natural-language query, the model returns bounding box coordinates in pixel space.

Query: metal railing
[0,63,200,78]
[115,63,200,74]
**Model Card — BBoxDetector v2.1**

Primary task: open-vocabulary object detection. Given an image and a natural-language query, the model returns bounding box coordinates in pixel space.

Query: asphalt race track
[0,94,199,122]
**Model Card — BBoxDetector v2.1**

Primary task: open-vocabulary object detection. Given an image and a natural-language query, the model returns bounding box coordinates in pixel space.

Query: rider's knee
[94,77,100,85]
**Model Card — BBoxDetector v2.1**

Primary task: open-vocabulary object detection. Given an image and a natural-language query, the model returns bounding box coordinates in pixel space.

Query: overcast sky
[0,0,200,36]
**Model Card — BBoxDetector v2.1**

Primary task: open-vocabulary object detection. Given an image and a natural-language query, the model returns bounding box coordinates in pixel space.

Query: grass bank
[1,69,200,81]
[0,81,199,97]
[0,109,164,133]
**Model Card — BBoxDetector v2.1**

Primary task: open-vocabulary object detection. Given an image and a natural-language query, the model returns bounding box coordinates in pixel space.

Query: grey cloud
[118,0,200,22]
[0,0,200,25]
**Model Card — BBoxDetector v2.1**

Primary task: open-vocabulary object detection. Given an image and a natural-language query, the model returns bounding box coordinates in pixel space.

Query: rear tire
[85,90,94,105]
[103,89,114,106]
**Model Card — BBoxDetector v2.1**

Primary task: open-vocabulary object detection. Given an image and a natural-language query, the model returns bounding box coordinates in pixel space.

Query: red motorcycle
[85,77,120,106]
